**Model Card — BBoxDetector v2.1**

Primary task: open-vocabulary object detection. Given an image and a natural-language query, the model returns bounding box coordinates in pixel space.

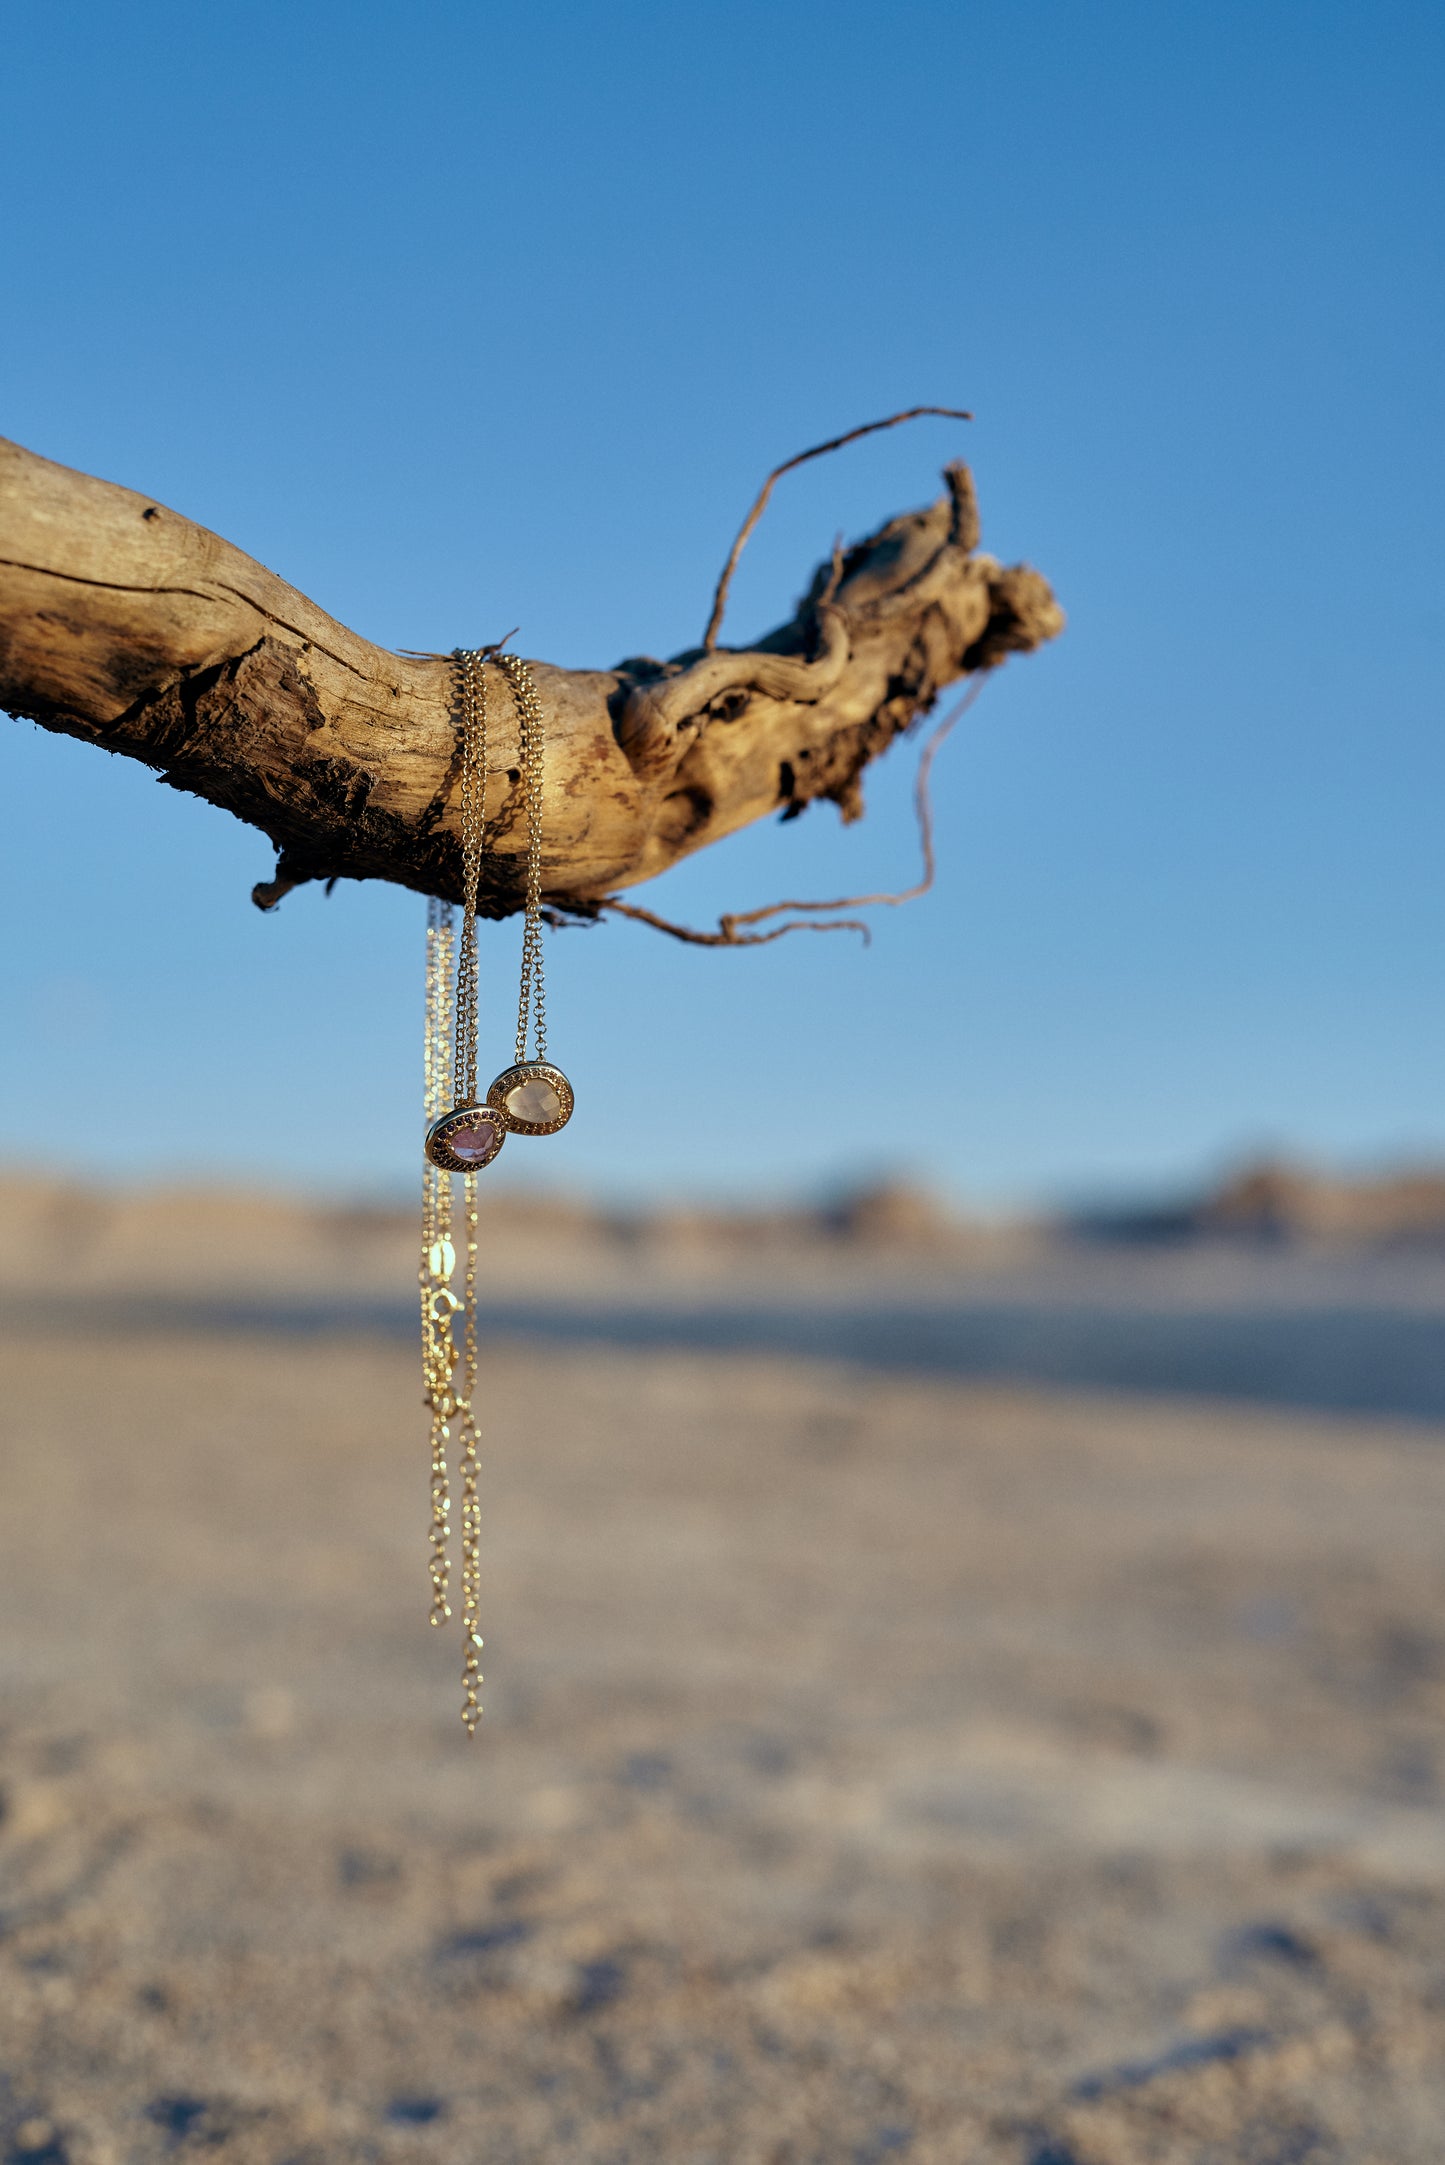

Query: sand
[0,1319,1442,2163]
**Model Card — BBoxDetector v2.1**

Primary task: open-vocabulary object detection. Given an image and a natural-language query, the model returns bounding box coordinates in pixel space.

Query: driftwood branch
[0,433,1063,918]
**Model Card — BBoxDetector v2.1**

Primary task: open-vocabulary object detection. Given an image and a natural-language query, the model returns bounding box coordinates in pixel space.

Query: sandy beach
[1,1293,1442,2163]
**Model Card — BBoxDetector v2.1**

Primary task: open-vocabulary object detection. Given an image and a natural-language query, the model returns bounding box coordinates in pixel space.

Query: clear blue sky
[2,0,1441,1207]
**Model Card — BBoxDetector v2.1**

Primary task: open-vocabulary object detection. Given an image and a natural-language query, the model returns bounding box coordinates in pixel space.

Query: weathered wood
[0,437,1062,915]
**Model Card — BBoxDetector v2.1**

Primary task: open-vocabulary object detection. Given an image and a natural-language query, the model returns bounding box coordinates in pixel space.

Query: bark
[0,436,1063,917]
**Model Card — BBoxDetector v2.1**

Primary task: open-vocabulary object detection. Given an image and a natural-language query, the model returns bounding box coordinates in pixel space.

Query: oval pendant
[424,1103,507,1171]
[487,1061,575,1136]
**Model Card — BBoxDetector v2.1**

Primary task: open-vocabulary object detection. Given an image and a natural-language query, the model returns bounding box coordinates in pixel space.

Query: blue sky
[2,0,1442,1206]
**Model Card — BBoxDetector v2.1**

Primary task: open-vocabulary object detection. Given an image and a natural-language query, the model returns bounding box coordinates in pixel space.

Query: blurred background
[2,4,1444,2162]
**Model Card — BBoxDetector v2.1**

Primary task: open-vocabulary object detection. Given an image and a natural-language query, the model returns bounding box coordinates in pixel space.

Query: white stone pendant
[424,1103,507,1172]
[487,1061,575,1137]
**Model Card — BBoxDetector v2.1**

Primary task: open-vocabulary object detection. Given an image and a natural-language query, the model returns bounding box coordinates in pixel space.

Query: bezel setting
[424,1102,507,1172]
[486,1061,575,1136]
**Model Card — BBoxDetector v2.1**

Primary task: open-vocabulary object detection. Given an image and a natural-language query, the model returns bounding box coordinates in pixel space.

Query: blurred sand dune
[9,1158,1445,1313]
[0,1169,1041,1304]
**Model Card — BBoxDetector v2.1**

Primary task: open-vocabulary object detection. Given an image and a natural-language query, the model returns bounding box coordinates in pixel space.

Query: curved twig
[598,675,984,950]
[600,897,871,948]
[721,676,985,932]
[701,405,973,652]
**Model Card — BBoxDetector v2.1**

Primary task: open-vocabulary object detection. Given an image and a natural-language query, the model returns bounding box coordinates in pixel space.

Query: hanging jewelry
[424,649,508,1174]
[484,652,575,1137]
[419,646,495,1732]
[420,895,459,1632]
[420,645,574,1734]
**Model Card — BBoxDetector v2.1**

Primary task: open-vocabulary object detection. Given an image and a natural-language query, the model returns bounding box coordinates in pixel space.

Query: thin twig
[397,628,519,664]
[721,676,985,931]
[601,898,872,948]
[598,675,985,950]
[701,405,972,652]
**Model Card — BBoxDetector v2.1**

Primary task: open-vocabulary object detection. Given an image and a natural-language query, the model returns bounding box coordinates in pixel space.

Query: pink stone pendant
[424,1104,507,1172]
[486,1061,575,1137]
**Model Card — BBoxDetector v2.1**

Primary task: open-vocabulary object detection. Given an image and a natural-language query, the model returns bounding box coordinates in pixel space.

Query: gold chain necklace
[419,649,575,1732]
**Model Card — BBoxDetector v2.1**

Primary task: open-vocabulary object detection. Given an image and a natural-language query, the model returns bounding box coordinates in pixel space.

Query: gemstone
[506,1076,563,1125]
[448,1116,502,1163]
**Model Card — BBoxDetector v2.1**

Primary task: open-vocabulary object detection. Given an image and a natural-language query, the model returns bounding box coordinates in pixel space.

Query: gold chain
[492,652,548,1065]
[421,646,550,1735]
[456,1163,482,1729]
[453,647,488,1104]
[420,897,458,1628]
[452,647,489,1734]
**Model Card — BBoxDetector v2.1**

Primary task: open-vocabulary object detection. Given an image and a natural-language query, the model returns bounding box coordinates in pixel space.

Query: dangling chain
[421,646,557,1736]
[454,1163,483,1732]
[453,647,488,1107]
[454,646,487,1732]
[493,651,548,1066]
[420,897,458,1628]
[419,648,491,1731]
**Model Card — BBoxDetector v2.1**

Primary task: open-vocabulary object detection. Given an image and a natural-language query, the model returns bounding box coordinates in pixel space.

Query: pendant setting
[487,1061,575,1136]
[425,1102,507,1171]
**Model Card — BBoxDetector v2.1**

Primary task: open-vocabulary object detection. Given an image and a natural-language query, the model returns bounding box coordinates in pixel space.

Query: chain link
[419,896,457,1627]
[422,646,550,1734]
[452,647,489,1104]
[492,652,549,1065]
[448,648,493,1731]
[456,1166,483,1730]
